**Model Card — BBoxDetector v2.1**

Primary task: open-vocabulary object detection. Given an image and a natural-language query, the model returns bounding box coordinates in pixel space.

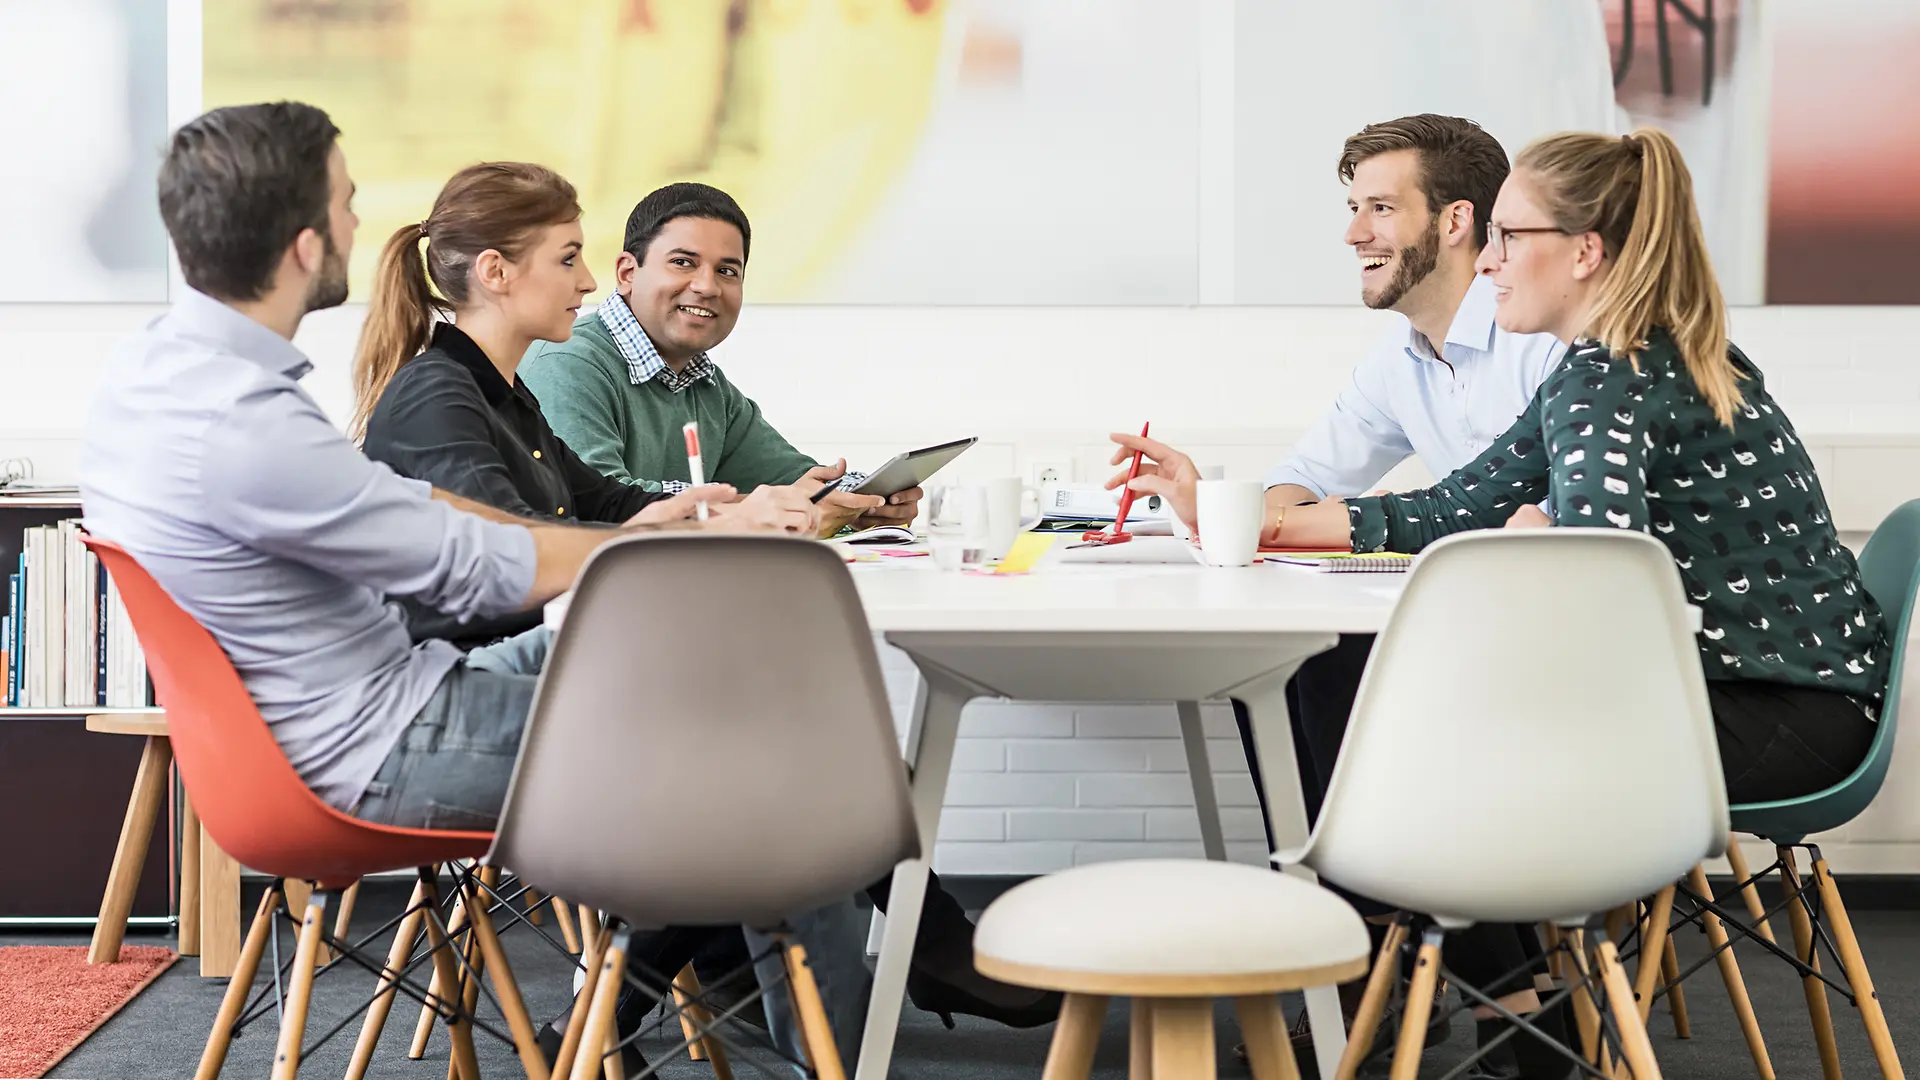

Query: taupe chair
[491,533,921,1080]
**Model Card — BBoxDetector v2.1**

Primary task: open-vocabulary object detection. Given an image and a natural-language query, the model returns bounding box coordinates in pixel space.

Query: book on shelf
[3,520,150,709]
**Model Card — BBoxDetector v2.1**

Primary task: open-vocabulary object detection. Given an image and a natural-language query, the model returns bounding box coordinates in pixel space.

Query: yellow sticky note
[994,533,1057,574]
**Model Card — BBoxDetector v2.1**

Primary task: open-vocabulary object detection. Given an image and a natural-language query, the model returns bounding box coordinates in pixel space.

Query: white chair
[1279,529,1730,1080]
[974,859,1371,1080]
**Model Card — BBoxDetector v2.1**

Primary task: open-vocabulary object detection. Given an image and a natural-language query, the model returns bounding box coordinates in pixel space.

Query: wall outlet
[1030,460,1071,486]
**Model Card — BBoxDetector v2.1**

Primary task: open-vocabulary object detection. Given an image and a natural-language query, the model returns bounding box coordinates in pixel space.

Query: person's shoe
[904,964,1062,1029]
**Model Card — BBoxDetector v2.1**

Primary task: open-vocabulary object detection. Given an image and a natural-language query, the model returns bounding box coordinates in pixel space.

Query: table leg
[1236,662,1346,1079]
[1176,700,1228,862]
[199,822,242,979]
[180,786,201,957]
[854,666,971,1080]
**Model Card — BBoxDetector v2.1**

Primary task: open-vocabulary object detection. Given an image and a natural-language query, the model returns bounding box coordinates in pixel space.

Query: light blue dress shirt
[80,289,538,810]
[1264,276,1567,498]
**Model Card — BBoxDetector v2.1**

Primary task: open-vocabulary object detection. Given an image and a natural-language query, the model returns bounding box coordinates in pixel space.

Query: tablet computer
[849,437,978,497]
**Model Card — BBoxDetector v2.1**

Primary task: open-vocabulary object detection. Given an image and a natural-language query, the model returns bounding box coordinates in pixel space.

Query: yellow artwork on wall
[203,0,948,301]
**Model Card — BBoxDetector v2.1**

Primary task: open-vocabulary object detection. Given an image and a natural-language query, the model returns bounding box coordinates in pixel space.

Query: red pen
[1080,422,1150,546]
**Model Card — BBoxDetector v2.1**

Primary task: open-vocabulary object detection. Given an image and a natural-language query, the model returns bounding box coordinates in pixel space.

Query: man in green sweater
[521,182,923,537]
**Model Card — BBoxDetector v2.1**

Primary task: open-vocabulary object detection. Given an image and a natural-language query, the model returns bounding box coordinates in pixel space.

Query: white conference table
[844,549,1406,1080]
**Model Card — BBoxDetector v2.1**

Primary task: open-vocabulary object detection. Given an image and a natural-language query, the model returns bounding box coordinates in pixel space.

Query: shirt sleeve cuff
[1346,497,1391,553]
[484,521,540,608]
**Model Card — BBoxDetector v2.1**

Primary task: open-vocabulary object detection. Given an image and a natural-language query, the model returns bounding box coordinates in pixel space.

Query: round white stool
[975,859,1370,1080]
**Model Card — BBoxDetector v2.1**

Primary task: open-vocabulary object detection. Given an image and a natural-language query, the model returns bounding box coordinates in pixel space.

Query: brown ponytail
[349,162,582,441]
[1516,128,1741,426]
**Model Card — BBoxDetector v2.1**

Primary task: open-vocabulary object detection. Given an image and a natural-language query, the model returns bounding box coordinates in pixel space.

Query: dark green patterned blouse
[1348,328,1890,702]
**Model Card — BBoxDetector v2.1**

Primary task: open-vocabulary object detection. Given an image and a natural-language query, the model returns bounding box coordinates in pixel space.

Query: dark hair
[158,102,341,302]
[350,162,582,440]
[1336,114,1510,249]
[622,182,751,265]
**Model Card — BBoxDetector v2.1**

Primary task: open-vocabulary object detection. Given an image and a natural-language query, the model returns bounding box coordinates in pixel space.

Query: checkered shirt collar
[597,292,717,393]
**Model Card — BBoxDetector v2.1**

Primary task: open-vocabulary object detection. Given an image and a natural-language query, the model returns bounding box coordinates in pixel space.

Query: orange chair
[86,537,550,1080]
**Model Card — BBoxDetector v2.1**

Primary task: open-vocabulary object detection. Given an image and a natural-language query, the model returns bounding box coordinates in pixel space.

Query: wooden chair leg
[91,735,171,964]
[1595,935,1663,1080]
[1543,924,1566,982]
[1337,918,1408,1080]
[673,964,735,1077]
[1150,997,1215,1080]
[1726,837,1778,945]
[447,867,500,1080]
[785,941,849,1080]
[465,879,552,1080]
[179,784,200,957]
[526,887,546,925]
[1566,931,1604,1066]
[1633,886,1677,1022]
[269,889,330,1080]
[552,916,610,1080]
[344,878,428,1080]
[570,929,629,1080]
[1130,998,1153,1080]
[420,879,482,1080]
[1809,854,1903,1079]
[1660,936,1691,1039]
[1780,848,1844,1080]
[194,882,280,1080]
[1687,864,1777,1080]
[1040,993,1107,1080]
[325,881,360,964]
[413,888,468,1059]
[1237,994,1303,1080]
[1389,929,1443,1080]
[553,896,583,954]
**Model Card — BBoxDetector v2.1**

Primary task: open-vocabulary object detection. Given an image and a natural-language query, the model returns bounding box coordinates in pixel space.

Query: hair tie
[415,220,430,236]
[1621,133,1643,156]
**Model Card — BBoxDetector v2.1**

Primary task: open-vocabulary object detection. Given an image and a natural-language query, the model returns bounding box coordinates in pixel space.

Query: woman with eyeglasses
[1117,127,1890,807]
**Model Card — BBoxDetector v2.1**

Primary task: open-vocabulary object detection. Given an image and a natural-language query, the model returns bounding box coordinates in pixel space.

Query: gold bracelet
[1272,503,1287,543]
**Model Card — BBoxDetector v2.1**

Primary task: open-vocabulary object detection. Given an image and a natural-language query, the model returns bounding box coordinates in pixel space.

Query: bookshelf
[0,493,171,925]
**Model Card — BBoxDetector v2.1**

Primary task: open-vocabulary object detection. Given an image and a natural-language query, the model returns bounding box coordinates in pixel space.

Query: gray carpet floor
[15,885,1920,1079]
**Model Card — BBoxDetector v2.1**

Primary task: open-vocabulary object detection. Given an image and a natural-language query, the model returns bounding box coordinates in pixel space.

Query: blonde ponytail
[1516,128,1741,426]
[350,222,439,441]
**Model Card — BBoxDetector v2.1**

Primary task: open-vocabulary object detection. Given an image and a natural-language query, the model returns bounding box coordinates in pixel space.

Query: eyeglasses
[1486,223,1568,262]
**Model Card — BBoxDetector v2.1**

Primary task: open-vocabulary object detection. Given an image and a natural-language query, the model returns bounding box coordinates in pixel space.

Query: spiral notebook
[1268,552,1415,573]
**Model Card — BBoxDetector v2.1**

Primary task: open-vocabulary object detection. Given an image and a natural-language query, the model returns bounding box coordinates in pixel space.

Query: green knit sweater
[520,313,817,493]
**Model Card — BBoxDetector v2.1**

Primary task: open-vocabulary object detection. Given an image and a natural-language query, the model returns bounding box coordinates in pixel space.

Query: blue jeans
[352,627,871,1070]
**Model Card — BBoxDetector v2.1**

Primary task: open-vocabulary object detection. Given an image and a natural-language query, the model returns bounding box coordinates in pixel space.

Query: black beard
[1366,216,1441,311]
[304,239,349,314]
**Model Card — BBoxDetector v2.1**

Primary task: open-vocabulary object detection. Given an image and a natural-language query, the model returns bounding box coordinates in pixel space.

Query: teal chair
[1708,499,1920,1080]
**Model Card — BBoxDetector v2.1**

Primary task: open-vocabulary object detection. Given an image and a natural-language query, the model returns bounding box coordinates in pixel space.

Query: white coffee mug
[1171,465,1227,541]
[1194,479,1265,567]
[982,477,1043,561]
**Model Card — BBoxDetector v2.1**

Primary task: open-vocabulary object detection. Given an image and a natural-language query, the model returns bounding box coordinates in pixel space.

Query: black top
[363,322,663,644]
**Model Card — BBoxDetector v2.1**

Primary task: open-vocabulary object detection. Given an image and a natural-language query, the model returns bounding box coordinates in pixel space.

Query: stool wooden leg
[1595,935,1663,1080]
[448,867,499,1080]
[1780,849,1843,1080]
[553,896,582,954]
[1150,998,1215,1080]
[1041,993,1107,1080]
[344,878,429,1080]
[1237,995,1302,1080]
[326,881,359,964]
[420,880,482,1080]
[91,735,171,964]
[199,822,241,979]
[1130,998,1153,1080]
[179,785,200,957]
[1633,886,1676,1022]
[1660,937,1691,1039]
[1687,864,1776,1080]
[1389,929,1443,1080]
[552,915,610,1080]
[1810,855,1904,1079]
[270,889,330,1080]
[785,941,849,1080]
[464,879,552,1080]
[1338,918,1408,1080]
[194,882,280,1080]
[1726,838,1778,945]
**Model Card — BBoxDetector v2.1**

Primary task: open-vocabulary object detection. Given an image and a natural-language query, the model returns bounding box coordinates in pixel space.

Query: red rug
[0,945,177,1078]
